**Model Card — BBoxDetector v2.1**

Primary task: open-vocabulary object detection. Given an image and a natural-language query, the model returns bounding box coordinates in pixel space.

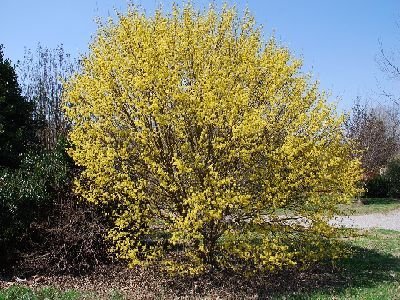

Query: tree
[377,40,400,105]
[386,158,400,198]
[0,44,38,264]
[18,44,77,149]
[346,100,399,177]
[64,4,362,274]
[0,45,36,168]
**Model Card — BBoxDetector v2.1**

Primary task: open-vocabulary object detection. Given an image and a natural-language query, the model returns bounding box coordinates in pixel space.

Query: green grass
[274,229,400,299]
[0,286,83,300]
[0,286,126,300]
[276,198,400,216]
[338,198,400,215]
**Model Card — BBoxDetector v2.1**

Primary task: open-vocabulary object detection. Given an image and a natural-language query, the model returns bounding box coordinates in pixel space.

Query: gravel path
[330,209,400,231]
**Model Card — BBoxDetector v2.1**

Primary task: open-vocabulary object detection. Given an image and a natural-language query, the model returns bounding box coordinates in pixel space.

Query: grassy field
[276,229,400,299]
[338,198,400,215]
[1,229,399,299]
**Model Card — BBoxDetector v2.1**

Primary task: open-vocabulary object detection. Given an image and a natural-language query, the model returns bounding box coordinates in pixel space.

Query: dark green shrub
[386,159,400,198]
[364,175,389,198]
[0,143,71,265]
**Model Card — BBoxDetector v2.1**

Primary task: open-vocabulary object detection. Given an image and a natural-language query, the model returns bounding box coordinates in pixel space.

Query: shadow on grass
[270,245,400,299]
[161,244,400,299]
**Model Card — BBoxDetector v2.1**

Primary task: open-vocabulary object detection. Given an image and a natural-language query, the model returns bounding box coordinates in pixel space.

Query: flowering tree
[64,4,362,274]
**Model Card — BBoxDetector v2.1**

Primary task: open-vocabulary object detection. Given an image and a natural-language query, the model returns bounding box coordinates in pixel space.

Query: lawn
[276,229,400,299]
[338,198,400,215]
[1,229,399,299]
[0,286,124,300]
[0,286,83,300]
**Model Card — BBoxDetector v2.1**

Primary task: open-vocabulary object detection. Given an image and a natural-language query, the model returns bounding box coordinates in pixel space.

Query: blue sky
[1,0,399,111]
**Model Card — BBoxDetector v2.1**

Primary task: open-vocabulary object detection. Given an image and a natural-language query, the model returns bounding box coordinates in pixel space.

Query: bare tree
[346,99,400,177]
[378,42,400,80]
[377,32,400,106]
[17,44,78,149]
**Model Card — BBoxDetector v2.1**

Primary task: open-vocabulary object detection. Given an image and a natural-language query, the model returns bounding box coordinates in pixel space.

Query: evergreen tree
[0,44,35,168]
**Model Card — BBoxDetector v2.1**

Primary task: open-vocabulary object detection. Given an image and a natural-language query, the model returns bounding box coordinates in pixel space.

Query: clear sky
[1,0,399,111]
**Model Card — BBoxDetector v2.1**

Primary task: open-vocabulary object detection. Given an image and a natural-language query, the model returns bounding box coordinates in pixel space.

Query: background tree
[346,99,399,177]
[385,158,400,198]
[0,44,37,265]
[345,26,400,198]
[0,44,36,168]
[377,39,400,105]
[18,44,77,149]
[0,44,108,274]
[65,4,362,274]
